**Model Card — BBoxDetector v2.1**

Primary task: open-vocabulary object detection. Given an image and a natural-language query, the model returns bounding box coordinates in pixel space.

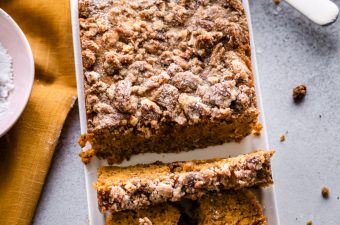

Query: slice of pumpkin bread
[198,189,267,225]
[106,203,180,225]
[96,150,274,213]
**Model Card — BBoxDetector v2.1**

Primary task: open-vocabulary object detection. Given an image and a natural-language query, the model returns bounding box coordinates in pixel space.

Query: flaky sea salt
[0,42,14,120]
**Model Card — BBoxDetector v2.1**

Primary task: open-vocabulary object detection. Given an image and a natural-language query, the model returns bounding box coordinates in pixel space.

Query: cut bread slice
[198,189,267,225]
[96,150,274,213]
[106,203,180,225]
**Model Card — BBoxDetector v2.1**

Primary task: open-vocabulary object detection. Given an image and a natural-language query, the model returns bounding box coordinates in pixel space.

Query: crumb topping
[79,149,95,164]
[279,134,285,142]
[78,134,91,148]
[252,123,262,136]
[321,186,329,198]
[139,217,153,225]
[273,0,281,5]
[96,151,274,212]
[293,85,307,102]
[79,0,256,134]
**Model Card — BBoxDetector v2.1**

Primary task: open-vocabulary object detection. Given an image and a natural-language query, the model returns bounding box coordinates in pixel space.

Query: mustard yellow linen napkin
[0,1,77,224]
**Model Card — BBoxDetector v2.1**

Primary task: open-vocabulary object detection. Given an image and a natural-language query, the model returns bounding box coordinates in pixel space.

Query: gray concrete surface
[32,0,340,224]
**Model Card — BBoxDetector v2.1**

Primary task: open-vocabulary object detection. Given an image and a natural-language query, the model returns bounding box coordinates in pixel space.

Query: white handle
[285,0,339,25]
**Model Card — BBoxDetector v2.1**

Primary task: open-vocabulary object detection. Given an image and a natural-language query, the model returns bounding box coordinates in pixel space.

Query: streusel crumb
[293,85,307,102]
[274,0,281,5]
[321,186,329,198]
[79,149,95,165]
[280,134,285,142]
[253,123,263,136]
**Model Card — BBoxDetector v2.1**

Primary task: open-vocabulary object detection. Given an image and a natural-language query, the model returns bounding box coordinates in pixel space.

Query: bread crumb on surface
[274,0,281,5]
[280,134,285,142]
[321,186,330,198]
[293,85,307,102]
[306,220,313,225]
[79,149,95,165]
[78,134,90,148]
[253,123,263,136]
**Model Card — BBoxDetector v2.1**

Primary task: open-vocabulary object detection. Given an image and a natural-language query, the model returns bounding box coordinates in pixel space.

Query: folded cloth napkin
[0,0,77,224]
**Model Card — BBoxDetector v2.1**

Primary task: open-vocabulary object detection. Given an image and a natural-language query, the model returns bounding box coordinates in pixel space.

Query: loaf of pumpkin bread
[78,0,258,164]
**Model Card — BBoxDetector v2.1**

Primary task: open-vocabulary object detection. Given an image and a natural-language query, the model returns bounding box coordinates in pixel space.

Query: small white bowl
[0,9,34,137]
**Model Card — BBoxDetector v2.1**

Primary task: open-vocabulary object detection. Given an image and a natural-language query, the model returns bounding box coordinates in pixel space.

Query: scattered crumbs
[274,0,281,5]
[280,134,285,142]
[306,220,313,225]
[78,134,90,148]
[253,123,263,136]
[293,85,307,103]
[321,186,330,198]
[79,149,95,165]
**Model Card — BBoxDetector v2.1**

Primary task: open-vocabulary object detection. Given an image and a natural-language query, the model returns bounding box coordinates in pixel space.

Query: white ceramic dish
[285,0,339,26]
[71,1,280,224]
[0,9,34,137]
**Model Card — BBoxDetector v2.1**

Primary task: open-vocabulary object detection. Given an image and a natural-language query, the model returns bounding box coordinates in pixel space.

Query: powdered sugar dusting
[0,42,14,120]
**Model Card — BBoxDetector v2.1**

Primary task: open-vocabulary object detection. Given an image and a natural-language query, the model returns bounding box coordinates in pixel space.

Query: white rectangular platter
[71,0,280,224]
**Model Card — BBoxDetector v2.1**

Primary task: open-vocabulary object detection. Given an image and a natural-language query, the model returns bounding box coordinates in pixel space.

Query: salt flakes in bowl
[0,42,14,119]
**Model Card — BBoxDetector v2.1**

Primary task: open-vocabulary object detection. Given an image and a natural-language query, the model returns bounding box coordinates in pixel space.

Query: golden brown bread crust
[78,0,258,163]
[106,203,180,225]
[198,189,267,225]
[96,151,274,213]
